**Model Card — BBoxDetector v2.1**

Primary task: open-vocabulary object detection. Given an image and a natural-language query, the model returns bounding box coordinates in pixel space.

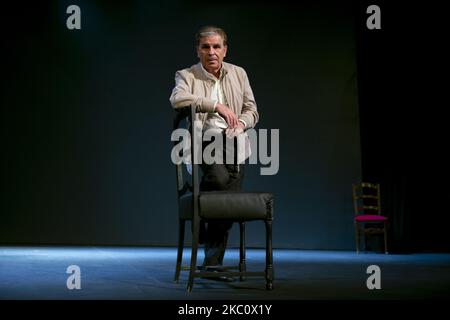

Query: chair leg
[239,222,246,281]
[187,219,200,292]
[384,221,389,254]
[354,222,360,254]
[364,232,367,253]
[174,219,185,283]
[265,220,274,290]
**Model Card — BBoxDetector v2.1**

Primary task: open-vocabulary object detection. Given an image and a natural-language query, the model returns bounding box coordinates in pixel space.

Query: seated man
[169,26,259,280]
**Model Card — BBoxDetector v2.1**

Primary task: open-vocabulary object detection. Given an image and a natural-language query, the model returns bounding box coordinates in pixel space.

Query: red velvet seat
[355,214,388,222]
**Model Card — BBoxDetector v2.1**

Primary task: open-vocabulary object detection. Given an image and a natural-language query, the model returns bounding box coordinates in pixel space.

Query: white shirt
[203,67,229,131]
[200,65,251,165]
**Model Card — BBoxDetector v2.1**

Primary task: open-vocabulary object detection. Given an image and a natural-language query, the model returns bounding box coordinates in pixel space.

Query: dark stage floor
[1,247,449,300]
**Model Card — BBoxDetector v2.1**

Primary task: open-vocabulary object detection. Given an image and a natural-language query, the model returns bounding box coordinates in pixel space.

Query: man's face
[197,34,227,74]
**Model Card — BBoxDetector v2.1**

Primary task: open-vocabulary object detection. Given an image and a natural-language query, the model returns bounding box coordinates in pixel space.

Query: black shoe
[200,267,235,282]
[204,271,235,282]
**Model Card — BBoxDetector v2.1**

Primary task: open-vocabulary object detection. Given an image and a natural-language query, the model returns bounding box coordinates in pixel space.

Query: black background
[1,0,448,252]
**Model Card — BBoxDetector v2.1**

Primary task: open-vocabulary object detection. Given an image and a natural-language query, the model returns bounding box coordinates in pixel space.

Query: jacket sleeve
[169,70,216,113]
[238,70,259,129]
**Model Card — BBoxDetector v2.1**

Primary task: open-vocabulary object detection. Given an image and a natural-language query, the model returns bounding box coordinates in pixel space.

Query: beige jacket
[169,62,259,129]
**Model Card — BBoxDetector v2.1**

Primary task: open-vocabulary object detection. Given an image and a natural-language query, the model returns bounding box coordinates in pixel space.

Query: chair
[352,182,388,254]
[172,105,274,292]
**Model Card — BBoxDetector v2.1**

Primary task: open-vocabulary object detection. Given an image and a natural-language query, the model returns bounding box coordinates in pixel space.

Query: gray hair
[195,26,228,46]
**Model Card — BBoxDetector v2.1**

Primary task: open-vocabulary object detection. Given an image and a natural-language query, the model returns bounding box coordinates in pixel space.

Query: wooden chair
[352,182,388,254]
[172,105,274,292]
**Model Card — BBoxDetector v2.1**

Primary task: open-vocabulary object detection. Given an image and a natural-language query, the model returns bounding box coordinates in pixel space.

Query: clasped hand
[215,103,245,138]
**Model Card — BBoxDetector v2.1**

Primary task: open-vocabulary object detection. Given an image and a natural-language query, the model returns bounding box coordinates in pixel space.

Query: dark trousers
[200,139,245,266]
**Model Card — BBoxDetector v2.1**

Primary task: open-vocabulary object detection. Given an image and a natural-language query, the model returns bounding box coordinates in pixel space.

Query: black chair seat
[180,191,273,220]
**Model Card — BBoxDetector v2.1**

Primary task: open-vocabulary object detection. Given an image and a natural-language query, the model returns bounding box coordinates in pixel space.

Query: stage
[1,247,449,300]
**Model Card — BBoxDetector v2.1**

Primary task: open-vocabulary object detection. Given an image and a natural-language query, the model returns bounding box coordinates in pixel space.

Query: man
[169,26,259,280]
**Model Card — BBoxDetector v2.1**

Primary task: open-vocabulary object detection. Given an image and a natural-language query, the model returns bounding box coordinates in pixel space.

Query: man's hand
[215,103,238,129]
[225,121,245,139]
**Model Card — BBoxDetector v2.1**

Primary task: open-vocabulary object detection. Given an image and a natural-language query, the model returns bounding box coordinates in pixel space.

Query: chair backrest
[352,182,381,216]
[173,106,200,220]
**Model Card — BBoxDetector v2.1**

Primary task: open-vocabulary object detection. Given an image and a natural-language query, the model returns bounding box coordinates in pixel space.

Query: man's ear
[224,45,228,57]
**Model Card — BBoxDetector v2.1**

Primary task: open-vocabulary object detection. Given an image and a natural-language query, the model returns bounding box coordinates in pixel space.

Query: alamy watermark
[66,5,81,30]
[66,265,81,290]
[171,121,279,175]
[366,265,381,290]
